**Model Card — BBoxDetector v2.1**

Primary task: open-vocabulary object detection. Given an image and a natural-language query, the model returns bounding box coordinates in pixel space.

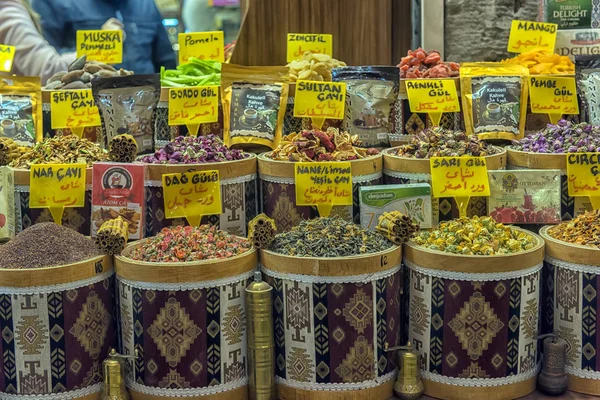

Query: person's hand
[102,18,126,41]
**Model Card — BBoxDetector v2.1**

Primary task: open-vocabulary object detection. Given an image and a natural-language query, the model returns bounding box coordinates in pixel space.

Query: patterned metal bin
[260,246,402,400]
[540,226,600,396]
[0,255,115,399]
[403,228,544,400]
[258,154,383,232]
[115,243,256,399]
[14,169,93,235]
[144,156,257,237]
[383,148,507,226]
[507,149,590,221]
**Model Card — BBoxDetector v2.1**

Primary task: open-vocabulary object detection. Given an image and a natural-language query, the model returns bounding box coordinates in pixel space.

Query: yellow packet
[221,64,289,151]
[0,76,42,146]
[460,63,529,141]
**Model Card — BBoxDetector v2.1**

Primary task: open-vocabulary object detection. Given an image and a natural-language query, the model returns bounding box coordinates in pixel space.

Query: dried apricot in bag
[221,64,289,151]
[460,63,529,141]
[0,76,42,146]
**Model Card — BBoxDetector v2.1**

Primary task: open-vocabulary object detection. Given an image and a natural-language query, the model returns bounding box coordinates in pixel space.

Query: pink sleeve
[0,0,75,84]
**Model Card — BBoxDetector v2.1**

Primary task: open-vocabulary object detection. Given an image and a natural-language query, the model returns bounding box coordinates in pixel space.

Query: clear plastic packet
[575,55,600,124]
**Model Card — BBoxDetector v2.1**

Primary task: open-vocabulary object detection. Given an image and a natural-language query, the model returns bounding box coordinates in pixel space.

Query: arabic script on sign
[295,162,352,217]
[286,33,333,62]
[76,30,123,64]
[162,170,222,226]
[50,90,100,132]
[566,153,600,194]
[29,164,86,224]
[430,157,490,197]
[529,76,579,115]
[0,44,15,73]
[178,31,225,64]
[507,20,557,53]
[405,79,460,114]
[168,86,219,130]
[293,80,346,123]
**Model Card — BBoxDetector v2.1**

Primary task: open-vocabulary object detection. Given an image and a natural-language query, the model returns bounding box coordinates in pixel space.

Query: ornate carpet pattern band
[118,272,251,397]
[0,273,115,397]
[261,265,401,392]
[406,262,541,387]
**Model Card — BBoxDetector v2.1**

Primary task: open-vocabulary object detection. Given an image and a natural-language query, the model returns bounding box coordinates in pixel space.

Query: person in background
[0,0,75,83]
[182,0,218,33]
[32,0,176,74]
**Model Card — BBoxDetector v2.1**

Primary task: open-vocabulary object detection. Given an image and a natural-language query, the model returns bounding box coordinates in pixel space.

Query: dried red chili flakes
[397,48,460,79]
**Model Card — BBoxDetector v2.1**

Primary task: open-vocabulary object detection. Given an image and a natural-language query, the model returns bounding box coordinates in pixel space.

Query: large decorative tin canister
[115,242,256,399]
[403,228,544,400]
[260,246,401,399]
[540,226,600,395]
[258,154,382,232]
[13,169,93,235]
[383,148,506,225]
[143,155,257,237]
[0,255,115,399]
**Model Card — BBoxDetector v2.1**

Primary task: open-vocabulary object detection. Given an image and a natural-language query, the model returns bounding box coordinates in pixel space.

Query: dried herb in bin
[395,127,501,158]
[139,135,249,164]
[0,223,100,269]
[128,225,251,262]
[269,216,393,257]
[548,210,600,248]
[512,120,600,153]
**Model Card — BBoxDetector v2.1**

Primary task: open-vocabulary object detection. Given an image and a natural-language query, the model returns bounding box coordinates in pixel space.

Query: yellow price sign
[566,152,600,210]
[294,162,352,217]
[50,90,100,138]
[162,170,222,226]
[76,30,123,64]
[178,31,225,64]
[405,79,460,126]
[293,80,346,129]
[29,164,86,224]
[168,86,219,136]
[507,20,557,53]
[430,157,490,218]
[287,33,333,62]
[529,76,579,124]
[0,45,15,73]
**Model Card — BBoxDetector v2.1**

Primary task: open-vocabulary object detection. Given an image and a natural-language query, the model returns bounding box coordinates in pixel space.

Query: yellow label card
[405,79,460,126]
[507,20,557,53]
[287,33,333,62]
[76,30,123,64]
[0,45,15,73]
[430,157,490,197]
[168,86,219,136]
[162,170,222,226]
[293,80,346,128]
[294,162,352,217]
[529,76,579,118]
[566,153,600,209]
[29,164,86,224]
[178,31,225,64]
[50,90,100,137]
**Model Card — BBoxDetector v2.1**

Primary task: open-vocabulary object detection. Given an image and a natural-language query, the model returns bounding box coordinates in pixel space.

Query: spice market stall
[115,225,255,399]
[0,223,115,399]
[260,217,402,400]
[541,211,600,396]
[404,217,544,400]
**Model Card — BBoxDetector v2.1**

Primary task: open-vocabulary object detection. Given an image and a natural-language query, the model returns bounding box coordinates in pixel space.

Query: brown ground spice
[0,223,101,269]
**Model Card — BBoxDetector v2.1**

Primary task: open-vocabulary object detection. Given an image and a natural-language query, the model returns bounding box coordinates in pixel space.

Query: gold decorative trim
[423,376,535,400]
[540,226,600,266]
[403,227,544,273]
[146,155,257,181]
[276,380,393,400]
[569,374,600,395]
[257,153,382,179]
[507,148,566,170]
[129,385,248,400]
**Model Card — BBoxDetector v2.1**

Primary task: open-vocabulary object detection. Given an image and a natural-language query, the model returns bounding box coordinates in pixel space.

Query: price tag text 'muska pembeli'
[168,86,219,136]
[76,30,123,64]
[507,20,558,53]
[405,79,460,126]
[566,152,600,209]
[287,33,333,62]
[29,163,86,224]
[162,170,222,226]
[0,44,15,73]
[293,80,346,128]
[50,89,100,137]
[529,76,579,123]
[178,31,225,64]
[294,161,352,217]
